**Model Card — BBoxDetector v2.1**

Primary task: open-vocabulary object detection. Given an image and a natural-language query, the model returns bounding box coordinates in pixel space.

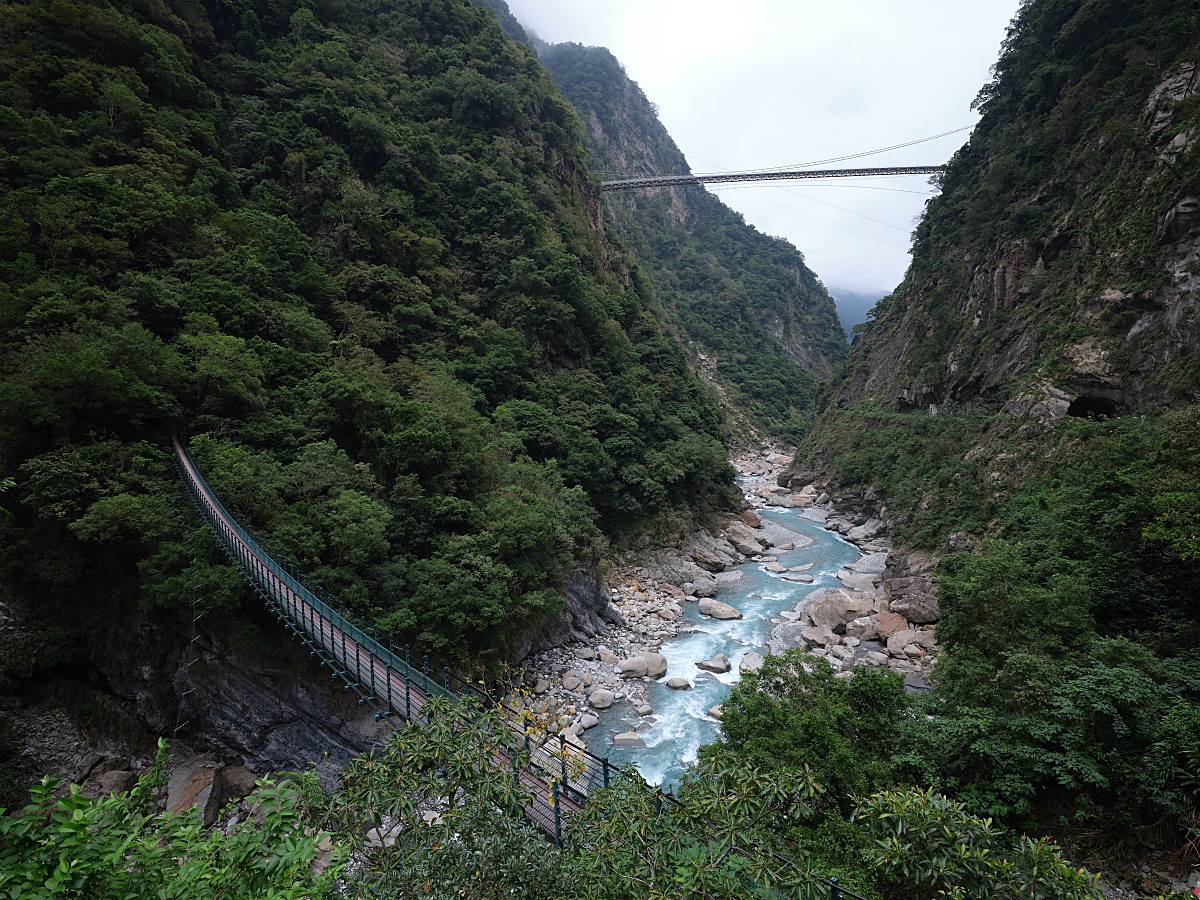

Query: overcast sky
[504,0,1022,296]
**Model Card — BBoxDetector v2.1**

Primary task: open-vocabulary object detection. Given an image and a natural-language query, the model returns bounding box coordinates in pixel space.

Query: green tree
[855,787,1103,900]
[0,741,339,899]
[714,651,907,809]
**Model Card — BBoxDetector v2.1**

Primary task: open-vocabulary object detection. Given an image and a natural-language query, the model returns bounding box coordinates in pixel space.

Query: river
[589,506,862,786]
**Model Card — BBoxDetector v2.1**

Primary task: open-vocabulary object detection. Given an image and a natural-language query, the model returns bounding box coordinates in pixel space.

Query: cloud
[505,0,1020,293]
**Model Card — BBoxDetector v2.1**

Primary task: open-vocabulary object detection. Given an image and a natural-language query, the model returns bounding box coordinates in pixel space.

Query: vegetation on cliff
[795,0,1200,859]
[1,695,1106,900]
[534,40,848,443]
[0,0,738,668]
[842,0,1200,411]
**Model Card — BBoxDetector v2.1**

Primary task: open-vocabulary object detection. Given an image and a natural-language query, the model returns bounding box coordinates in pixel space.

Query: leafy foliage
[0,0,738,667]
[802,405,997,546]
[0,740,338,899]
[715,652,907,811]
[856,787,1103,900]
[293,696,574,900]
[884,411,1200,838]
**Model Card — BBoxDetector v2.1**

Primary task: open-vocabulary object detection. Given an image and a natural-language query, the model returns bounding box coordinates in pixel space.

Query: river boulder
[740,509,762,528]
[696,654,730,674]
[886,576,940,624]
[615,656,647,677]
[848,518,884,541]
[845,616,879,641]
[167,756,221,826]
[699,598,743,620]
[588,689,615,709]
[800,625,835,648]
[807,591,874,630]
[725,522,765,556]
[887,629,917,655]
[739,652,765,674]
[874,611,909,640]
[643,653,668,678]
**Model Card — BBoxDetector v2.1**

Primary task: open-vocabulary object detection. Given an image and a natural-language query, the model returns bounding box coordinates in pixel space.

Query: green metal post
[830,877,841,900]
[552,782,562,847]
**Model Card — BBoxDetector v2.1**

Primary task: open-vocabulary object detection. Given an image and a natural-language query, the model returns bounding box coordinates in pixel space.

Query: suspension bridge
[601,165,942,191]
[173,435,868,899]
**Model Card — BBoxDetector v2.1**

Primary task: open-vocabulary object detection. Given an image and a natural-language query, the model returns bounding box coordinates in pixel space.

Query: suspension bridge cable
[690,153,912,232]
[598,125,972,180]
[708,184,910,249]
[723,124,973,174]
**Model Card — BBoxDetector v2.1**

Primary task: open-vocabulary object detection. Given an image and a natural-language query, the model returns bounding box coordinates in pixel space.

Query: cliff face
[532,40,848,442]
[837,0,1200,417]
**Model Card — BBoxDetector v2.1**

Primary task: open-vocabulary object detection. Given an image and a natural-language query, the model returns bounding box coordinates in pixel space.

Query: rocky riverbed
[515,447,944,754]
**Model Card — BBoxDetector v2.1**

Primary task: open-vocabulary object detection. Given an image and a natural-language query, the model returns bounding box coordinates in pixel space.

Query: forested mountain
[790,0,1200,855]
[524,34,848,443]
[0,0,739,677]
[835,0,1200,413]
[2,0,1198,894]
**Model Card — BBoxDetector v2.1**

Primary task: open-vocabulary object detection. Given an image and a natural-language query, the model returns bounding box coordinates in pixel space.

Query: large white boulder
[699,598,743,620]
[696,654,731,674]
[739,652,765,674]
[588,689,615,709]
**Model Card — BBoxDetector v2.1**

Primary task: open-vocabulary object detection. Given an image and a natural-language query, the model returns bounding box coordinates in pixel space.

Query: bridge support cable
[600,165,941,191]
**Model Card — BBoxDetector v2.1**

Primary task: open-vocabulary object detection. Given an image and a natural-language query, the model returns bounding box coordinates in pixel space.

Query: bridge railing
[172,438,614,820]
[601,164,942,191]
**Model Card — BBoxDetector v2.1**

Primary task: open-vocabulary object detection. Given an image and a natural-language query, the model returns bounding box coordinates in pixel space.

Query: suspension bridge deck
[601,165,941,191]
[173,435,607,842]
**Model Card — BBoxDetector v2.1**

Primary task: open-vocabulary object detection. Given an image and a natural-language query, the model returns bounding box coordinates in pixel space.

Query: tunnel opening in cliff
[1067,394,1123,419]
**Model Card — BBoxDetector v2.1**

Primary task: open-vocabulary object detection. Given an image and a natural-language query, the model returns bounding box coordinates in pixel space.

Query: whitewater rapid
[590,507,862,786]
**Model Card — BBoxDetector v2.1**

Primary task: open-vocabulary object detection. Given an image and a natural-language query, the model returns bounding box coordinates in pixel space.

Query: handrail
[172,435,612,839]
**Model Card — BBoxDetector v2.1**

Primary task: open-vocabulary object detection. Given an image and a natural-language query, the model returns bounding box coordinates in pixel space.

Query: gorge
[1,0,1198,897]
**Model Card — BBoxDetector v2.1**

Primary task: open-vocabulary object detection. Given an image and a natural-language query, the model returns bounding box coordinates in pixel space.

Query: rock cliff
[834,4,1200,417]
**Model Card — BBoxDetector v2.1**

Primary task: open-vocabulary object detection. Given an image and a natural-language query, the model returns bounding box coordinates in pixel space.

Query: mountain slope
[531,39,847,443]
[0,0,737,674]
[786,0,1200,847]
[838,0,1200,415]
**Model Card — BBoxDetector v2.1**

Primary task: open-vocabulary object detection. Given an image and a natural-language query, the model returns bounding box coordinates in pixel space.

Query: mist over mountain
[827,286,887,339]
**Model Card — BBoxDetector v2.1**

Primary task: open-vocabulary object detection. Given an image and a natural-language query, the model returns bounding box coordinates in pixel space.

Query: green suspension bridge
[174,435,867,899]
